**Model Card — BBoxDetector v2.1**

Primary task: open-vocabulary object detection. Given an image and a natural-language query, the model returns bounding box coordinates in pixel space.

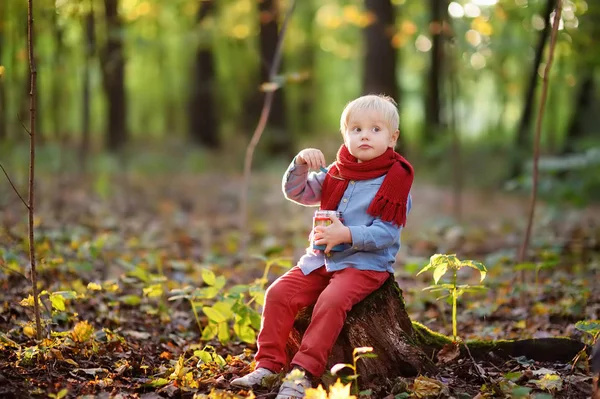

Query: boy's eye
[353,127,361,132]
[373,127,380,132]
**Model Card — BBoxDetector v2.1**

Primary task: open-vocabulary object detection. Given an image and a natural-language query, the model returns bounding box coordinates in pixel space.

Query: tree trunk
[0,1,6,142]
[297,2,316,134]
[286,275,586,390]
[260,0,290,156]
[101,0,127,152]
[424,0,447,141]
[243,0,291,157]
[51,7,65,142]
[81,2,96,170]
[188,0,220,149]
[286,276,435,388]
[362,0,398,102]
[563,71,596,154]
[510,0,556,178]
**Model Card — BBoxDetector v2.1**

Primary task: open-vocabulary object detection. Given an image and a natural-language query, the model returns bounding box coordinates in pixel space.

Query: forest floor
[0,171,599,399]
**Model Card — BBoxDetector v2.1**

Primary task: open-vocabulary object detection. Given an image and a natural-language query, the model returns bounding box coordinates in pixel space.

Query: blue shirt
[282,160,412,275]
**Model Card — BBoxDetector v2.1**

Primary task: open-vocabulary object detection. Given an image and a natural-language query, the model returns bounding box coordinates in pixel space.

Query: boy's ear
[390,129,400,146]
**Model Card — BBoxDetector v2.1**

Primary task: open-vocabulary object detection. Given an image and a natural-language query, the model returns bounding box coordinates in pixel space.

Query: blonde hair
[340,94,399,134]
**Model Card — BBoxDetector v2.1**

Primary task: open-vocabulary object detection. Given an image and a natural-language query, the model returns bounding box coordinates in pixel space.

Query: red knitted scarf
[320,145,414,227]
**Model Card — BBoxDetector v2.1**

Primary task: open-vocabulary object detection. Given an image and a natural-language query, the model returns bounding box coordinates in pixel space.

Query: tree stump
[285,275,435,386]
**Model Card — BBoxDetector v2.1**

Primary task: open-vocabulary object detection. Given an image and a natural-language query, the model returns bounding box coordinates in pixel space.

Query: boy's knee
[265,281,291,304]
[316,292,353,313]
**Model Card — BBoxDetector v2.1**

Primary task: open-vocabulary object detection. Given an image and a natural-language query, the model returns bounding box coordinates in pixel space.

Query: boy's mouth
[359,144,372,149]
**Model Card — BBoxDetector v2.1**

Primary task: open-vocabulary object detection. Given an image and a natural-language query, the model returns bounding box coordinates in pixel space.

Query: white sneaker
[230,367,275,388]
[275,369,312,399]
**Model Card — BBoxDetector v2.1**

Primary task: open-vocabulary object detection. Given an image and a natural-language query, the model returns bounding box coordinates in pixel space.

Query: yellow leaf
[20,295,35,307]
[103,281,120,292]
[71,321,94,343]
[0,65,5,77]
[23,326,36,338]
[169,355,186,380]
[328,380,356,399]
[532,302,550,315]
[305,384,328,399]
[87,282,102,291]
[514,320,527,329]
[412,375,444,398]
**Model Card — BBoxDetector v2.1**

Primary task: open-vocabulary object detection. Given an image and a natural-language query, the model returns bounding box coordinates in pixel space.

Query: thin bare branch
[27,0,42,340]
[17,114,32,136]
[0,263,29,281]
[0,163,29,209]
[239,0,297,258]
[518,1,562,264]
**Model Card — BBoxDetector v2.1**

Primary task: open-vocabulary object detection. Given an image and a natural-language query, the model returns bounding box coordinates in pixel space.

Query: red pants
[255,265,389,377]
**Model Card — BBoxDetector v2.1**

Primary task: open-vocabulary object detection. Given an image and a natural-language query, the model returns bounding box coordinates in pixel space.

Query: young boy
[231,94,414,398]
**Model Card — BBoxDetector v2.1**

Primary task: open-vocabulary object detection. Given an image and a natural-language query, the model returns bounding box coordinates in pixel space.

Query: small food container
[311,210,345,252]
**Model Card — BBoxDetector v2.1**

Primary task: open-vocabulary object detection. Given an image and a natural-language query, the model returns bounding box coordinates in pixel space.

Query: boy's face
[343,110,399,163]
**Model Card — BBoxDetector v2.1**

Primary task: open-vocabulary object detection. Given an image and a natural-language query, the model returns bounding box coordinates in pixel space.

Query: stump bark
[285,275,435,386]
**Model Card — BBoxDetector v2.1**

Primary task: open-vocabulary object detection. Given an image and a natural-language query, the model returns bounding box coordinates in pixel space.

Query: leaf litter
[0,173,599,398]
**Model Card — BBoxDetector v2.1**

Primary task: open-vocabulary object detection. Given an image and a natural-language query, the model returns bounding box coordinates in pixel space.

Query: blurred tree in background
[0,0,599,201]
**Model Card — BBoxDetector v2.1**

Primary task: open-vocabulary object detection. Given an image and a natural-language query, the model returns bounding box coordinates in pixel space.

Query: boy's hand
[296,148,326,170]
[313,213,351,254]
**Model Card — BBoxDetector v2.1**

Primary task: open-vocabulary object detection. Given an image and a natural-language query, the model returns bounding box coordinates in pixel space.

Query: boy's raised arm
[282,157,326,206]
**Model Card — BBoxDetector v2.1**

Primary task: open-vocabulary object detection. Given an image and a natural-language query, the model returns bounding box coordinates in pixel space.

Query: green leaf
[49,294,66,312]
[202,306,227,323]
[53,291,77,300]
[433,263,448,284]
[234,322,256,344]
[146,378,169,387]
[416,263,434,276]
[213,301,234,319]
[249,310,262,330]
[504,372,522,381]
[514,262,536,271]
[531,374,562,391]
[143,284,163,298]
[120,295,142,306]
[511,386,532,398]
[48,389,69,399]
[218,322,230,343]
[462,260,488,282]
[214,276,226,290]
[228,284,249,295]
[422,284,455,291]
[356,353,378,359]
[194,349,213,364]
[201,269,216,286]
[128,266,151,283]
[251,291,265,306]
[194,286,220,299]
[574,320,600,336]
[201,323,218,341]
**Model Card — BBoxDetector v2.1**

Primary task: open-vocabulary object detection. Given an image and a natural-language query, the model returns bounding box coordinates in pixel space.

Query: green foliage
[168,256,292,345]
[417,254,487,341]
[330,346,377,395]
[574,320,600,345]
